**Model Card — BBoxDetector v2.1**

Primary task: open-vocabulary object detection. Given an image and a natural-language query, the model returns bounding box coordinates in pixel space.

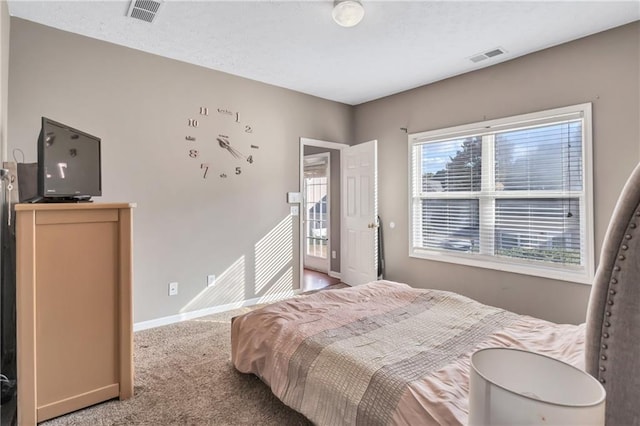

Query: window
[409,104,593,283]
[305,176,328,258]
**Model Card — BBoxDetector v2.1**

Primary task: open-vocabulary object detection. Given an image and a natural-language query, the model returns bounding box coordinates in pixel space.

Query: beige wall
[0,1,9,161]
[354,22,640,324]
[7,16,639,325]
[7,18,353,323]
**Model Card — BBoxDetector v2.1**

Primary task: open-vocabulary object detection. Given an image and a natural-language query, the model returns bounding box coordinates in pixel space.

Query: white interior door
[341,140,378,286]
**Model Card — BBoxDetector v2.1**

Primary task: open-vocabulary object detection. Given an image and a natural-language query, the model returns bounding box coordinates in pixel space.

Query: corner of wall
[0,2,10,162]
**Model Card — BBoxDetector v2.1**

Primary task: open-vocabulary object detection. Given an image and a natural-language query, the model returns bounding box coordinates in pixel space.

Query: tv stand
[15,203,135,424]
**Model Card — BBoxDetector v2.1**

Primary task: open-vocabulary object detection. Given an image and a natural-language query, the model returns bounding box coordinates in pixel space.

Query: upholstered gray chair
[586,162,640,426]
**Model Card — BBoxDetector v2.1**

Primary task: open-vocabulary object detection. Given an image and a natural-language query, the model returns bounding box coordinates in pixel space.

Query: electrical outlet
[168,282,178,296]
[207,274,216,287]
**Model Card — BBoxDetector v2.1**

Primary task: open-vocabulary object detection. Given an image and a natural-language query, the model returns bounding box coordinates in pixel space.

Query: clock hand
[217,137,252,162]
[217,137,240,158]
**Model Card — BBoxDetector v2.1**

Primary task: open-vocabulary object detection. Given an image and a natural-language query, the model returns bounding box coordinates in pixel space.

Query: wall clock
[184,106,258,179]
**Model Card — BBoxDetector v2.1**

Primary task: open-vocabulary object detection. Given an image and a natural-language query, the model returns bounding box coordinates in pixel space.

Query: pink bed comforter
[231,280,584,425]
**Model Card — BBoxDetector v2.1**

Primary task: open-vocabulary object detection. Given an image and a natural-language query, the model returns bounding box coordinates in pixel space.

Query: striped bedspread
[231,280,584,425]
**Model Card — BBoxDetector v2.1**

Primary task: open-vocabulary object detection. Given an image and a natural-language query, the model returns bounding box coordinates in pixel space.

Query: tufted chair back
[585,162,640,426]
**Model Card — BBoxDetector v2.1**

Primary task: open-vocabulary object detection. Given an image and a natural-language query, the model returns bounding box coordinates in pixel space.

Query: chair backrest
[585,162,640,426]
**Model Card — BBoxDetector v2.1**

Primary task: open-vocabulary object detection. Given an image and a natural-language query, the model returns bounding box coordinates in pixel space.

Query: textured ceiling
[7,0,640,105]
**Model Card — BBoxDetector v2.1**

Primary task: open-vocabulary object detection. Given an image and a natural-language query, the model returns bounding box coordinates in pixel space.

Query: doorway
[300,139,347,292]
[303,153,330,273]
[298,138,378,291]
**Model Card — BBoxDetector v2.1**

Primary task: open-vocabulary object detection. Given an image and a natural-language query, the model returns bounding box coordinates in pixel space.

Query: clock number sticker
[188,119,199,127]
[201,163,209,179]
[189,149,199,158]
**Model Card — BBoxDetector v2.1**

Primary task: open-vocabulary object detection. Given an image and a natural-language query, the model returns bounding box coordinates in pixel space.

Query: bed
[231,163,640,426]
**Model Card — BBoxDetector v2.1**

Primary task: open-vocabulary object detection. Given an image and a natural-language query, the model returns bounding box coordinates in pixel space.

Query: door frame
[299,138,348,288]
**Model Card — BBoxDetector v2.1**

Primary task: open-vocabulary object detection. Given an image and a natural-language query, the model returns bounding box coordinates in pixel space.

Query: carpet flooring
[41,305,313,426]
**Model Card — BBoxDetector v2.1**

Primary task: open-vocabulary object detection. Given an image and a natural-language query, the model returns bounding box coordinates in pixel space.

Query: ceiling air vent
[127,0,163,23]
[469,47,506,63]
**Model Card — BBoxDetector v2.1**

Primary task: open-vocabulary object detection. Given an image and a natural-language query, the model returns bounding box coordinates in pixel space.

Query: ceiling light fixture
[332,0,365,28]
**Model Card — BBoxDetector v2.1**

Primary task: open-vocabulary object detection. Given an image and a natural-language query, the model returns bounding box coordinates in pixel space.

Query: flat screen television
[36,117,101,202]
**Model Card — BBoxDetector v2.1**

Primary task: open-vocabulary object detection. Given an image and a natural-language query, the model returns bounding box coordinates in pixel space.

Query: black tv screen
[37,117,101,201]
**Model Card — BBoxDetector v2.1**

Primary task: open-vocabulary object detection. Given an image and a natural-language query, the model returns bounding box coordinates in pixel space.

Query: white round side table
[468,347,606,425]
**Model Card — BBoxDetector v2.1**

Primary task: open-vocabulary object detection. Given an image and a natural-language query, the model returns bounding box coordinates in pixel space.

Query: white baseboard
[133,289,303,332]
[328,270,341,280]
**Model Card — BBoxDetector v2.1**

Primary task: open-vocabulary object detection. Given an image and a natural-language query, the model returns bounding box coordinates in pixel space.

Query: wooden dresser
[15,203,135,425]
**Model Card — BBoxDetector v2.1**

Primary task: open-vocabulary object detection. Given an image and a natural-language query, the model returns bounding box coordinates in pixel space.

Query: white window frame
[408,103,594,284]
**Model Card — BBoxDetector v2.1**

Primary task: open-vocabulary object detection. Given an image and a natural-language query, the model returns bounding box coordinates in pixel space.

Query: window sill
[410,248,594,285]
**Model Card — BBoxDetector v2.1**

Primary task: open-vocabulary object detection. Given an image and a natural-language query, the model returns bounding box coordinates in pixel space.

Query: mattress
[231,280,584,425]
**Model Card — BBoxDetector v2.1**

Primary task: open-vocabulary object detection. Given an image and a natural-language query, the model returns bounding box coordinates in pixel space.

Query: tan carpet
[41,305,313,426]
